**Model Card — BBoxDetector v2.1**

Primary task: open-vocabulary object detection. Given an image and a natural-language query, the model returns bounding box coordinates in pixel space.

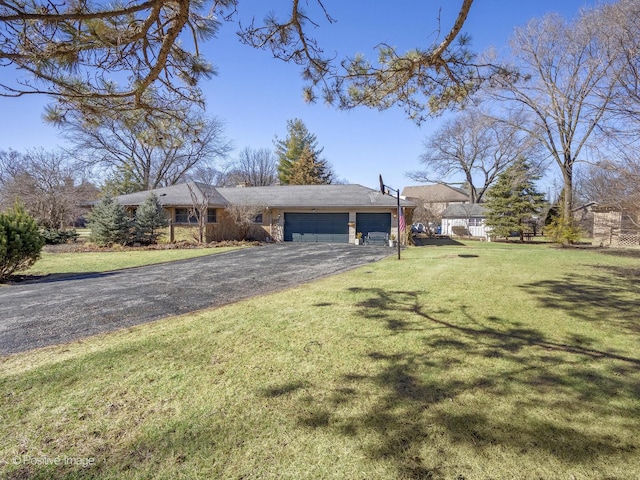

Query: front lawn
[20,245,245,278]
[1,242,639,479]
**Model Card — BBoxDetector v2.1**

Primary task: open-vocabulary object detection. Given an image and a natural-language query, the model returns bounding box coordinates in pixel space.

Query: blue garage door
[356,213,391,238]
[284,213,349,243]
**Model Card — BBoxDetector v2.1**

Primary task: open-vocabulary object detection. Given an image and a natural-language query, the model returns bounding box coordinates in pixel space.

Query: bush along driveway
[0,243,392,355]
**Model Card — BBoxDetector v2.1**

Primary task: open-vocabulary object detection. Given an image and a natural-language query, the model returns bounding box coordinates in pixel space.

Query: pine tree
[135,193,169,244]
[544,189,582,244]
[102,164,146,196]
[484,158,545,241]
[0,202,45,280]
[274,119,330,184]
[287,146,333,185]
[89,196,132,246]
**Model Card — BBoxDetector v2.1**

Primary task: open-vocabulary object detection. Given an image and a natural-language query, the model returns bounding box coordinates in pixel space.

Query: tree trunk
[563,159,573,222]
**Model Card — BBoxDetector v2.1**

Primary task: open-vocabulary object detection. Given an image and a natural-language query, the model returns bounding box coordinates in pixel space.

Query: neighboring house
[592,204,640,247]
[401,184,470,218]
[116,182,415,244]
[570,202,597,237]
[441,204,488,238]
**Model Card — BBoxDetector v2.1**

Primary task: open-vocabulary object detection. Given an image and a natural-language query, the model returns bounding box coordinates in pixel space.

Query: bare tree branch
[409,108,540,203]
[485,7,618,220]
[62,109,232,190]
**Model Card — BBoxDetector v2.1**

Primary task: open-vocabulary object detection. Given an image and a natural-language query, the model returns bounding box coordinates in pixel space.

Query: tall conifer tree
[274,119,332,184]
[484,158,545,241]
[288,147,333,185]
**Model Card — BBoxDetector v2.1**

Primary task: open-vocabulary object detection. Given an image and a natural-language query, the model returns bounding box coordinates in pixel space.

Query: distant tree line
[0,149,99,240]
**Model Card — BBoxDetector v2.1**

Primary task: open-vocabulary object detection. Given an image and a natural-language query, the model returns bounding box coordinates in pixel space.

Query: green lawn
[22,246,245,277]
[1,242,639,479]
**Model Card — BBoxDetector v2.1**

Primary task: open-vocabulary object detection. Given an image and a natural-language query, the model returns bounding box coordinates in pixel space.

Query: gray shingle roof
[116,183,415,209]
[441,204,487,218]
[217,184,414,208]
[116,182,229,207]
[402,184,469,202]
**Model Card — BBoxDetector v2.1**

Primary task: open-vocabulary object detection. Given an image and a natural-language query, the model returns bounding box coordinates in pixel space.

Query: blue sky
[0,0,599,191]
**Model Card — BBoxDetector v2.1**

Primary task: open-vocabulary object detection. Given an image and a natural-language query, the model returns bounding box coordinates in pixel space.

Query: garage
[284,212,349,243]
[356,212,391,238]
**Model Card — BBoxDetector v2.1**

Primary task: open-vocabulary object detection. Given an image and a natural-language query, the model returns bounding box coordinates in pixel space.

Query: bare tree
[0,149,99,229]
[224,202,264,240]
[487,7,618,224]
[601,0,640,128]
[64,111,232,190]
[590,0,640,176]
[187,164,234,187]
[227,148,277,186]
[571,1,640,236]
[0,149,23,189]
[581,158,640,229]
[410,108,538,203]
[186,182,217,243]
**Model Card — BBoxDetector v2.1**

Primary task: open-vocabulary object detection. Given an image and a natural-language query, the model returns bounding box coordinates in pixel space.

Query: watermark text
[11,455,95,468]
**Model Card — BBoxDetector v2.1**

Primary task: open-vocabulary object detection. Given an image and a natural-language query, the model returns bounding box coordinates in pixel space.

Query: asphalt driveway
[0,243,392,355]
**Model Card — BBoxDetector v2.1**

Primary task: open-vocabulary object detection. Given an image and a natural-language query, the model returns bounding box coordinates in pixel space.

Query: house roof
[401,184,469,203]
[441,204,487,218]
[218,184,415,208]
[116,182,229,207]
[573,202,599,212]
[116,183,415,209]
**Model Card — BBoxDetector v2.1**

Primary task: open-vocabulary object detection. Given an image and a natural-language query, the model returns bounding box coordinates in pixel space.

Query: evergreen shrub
[89,196,133,246]
[41,228,80,245]
[0,203,45,280]
[135,193,169,244]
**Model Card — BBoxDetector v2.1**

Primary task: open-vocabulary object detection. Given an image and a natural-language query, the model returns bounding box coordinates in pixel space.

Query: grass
[21,246,245,277]
[1,242,639,479]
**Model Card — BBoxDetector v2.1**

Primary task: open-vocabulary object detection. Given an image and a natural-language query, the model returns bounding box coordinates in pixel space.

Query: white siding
[442,218,488,238]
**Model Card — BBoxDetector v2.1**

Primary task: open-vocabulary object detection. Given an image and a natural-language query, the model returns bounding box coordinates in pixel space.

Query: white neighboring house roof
[441,204,487,218]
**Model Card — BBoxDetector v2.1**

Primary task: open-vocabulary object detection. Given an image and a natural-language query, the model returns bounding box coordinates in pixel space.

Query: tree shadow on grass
[259,380,310,398]
[519,265,640,334]
[287,286,640,478]
[6,279,640,479]
[598,248,640,259]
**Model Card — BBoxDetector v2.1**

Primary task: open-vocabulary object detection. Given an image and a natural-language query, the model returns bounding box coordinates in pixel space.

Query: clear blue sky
[0,0,599,191]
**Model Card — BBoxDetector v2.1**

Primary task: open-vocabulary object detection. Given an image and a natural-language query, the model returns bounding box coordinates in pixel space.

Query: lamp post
[379,174,402,260]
